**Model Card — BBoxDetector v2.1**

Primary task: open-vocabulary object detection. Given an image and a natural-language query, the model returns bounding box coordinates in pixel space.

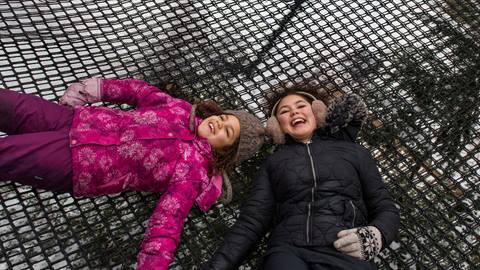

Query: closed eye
[220,115,232,138]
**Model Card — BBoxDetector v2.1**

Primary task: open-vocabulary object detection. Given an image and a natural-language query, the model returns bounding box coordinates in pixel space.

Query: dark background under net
[0,0,479,269]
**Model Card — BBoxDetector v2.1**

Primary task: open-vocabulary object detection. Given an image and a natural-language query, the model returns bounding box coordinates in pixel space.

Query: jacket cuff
[368,221,392,250]
[82,77,103,103]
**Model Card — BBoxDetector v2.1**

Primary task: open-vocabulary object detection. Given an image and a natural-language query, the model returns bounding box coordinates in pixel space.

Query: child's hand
[333,226,382,261]
[59,82,88,107]
[59,78,102,107]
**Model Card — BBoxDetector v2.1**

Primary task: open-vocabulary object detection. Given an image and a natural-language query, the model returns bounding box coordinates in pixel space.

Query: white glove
[59,77,102,107]
[333,226,383,260]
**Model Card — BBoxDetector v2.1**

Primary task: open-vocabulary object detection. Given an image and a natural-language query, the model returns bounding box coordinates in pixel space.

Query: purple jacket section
[69,78,222,269]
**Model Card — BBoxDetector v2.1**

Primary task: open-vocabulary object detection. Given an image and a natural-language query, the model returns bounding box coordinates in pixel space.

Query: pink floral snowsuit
[68,78,222,269]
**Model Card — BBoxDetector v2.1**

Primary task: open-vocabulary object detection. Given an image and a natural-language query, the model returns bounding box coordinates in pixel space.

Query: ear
[312,100,327,128]
[266,116,285,144]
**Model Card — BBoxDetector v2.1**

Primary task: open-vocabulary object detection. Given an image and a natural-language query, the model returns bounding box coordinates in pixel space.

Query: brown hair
[194,99,239,174]
[266,83,334,116]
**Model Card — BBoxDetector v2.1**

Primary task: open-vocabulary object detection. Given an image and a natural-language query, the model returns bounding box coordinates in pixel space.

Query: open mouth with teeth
[291,118,306,127]
[208,122,216,134]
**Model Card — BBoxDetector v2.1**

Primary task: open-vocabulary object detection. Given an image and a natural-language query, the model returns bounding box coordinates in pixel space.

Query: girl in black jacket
[202,85,400,270]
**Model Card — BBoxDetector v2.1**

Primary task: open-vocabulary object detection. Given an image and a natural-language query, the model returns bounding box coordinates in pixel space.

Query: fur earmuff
[311,99,327,128]
[266,116,286,144]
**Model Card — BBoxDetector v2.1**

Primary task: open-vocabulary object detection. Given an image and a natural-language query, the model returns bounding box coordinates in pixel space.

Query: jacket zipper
[350,200,356,228]
[306,142,317,244]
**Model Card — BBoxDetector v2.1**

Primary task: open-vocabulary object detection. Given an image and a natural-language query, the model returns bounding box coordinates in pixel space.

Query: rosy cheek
[277,116,291,131]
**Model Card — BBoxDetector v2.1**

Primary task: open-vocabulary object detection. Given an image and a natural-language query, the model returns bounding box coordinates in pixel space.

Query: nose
[290,109,299,117]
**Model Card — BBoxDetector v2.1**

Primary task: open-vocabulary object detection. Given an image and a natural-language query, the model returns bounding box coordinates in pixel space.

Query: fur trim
[326,93,367,133]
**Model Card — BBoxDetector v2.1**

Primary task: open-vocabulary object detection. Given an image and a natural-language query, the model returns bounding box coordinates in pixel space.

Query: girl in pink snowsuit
[0,78,265,270]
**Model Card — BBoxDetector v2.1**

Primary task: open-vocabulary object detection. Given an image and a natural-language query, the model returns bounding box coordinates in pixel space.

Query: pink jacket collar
[192,117,223,212]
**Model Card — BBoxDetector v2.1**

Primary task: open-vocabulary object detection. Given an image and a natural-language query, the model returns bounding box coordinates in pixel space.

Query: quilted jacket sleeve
[357,148,400,249]
[136,161,202,270]
[204,162,275,270]
[101,78,186,108]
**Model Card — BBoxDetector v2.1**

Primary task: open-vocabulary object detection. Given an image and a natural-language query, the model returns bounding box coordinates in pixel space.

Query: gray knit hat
[225,110,265,164]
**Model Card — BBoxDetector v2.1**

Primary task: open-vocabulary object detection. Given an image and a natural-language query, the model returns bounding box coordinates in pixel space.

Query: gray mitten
[334,225,383,261]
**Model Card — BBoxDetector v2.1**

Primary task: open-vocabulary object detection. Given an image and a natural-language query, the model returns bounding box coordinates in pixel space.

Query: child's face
[198,114,241,150]
[275,94,317,143]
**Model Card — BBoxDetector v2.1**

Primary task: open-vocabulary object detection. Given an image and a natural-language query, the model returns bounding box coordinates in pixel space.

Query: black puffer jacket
[206,94,400,269]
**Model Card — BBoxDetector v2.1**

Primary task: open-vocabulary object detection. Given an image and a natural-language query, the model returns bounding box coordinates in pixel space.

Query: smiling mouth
[291,118,306,127]
[209,122,215,134]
